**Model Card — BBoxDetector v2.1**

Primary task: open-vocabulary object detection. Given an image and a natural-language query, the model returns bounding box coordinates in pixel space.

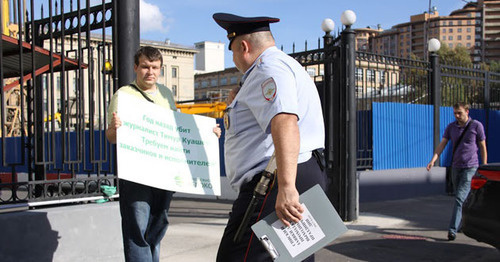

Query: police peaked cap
[212,13,279,50]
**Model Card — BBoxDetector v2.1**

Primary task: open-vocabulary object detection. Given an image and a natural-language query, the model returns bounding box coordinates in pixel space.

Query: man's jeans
[449,167,477,234]
[119,179,174,262]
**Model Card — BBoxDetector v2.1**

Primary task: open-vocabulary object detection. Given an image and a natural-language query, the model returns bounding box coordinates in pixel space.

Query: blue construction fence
[373,102,500,170]
[0,119,227,177]
[0,130,114,174]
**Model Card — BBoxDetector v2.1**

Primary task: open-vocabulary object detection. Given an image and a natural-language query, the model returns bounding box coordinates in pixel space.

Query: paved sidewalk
[162,195,499,262]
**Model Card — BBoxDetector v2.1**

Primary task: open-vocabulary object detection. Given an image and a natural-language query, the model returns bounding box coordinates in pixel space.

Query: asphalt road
[166,195,500,262]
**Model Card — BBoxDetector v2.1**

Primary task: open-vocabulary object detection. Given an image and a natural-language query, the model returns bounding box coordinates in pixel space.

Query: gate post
[116,0,140,87]
[429,39,441,165]
[340,11,358,221]
[484,71,490,138]
[321,19,338,214]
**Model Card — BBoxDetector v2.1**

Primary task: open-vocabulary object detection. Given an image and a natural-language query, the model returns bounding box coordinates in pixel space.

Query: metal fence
[290,44,500,171]
[1,0,117,208]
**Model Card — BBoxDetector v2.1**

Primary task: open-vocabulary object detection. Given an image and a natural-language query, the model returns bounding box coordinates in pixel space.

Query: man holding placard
[106,46,221,262]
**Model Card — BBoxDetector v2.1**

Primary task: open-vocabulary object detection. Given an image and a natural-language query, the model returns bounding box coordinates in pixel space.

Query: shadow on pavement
[325,237,500,262]
[0,211,59,262]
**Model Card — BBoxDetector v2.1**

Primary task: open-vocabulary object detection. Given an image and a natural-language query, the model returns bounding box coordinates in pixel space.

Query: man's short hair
[134,46,163,66]
[453,102,470,111]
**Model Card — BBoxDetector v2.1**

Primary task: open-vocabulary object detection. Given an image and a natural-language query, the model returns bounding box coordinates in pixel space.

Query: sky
[33,0,469,68]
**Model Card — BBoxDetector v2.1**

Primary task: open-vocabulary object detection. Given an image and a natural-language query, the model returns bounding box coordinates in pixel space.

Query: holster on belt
[312,149,326,171]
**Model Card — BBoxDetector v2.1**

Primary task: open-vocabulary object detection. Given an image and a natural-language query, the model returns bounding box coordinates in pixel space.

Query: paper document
[251,185,348,261]
[271,204,325,257]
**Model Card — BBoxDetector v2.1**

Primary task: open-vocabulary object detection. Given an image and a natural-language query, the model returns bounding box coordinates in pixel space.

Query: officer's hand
[275,185,303,227]
[110,112,122,131]
[213,124,221,138]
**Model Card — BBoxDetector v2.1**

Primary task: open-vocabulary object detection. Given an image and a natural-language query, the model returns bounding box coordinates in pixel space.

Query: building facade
[41,35,197,127]
[367,0,500,63]
[194,67,241,101]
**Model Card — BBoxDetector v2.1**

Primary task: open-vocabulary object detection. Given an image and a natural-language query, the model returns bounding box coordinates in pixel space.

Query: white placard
[271,204,325,258]
[116,93,221,196]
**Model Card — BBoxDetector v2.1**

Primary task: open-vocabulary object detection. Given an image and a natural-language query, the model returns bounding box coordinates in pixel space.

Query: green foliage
[490,60,500,72]
[437,44,472,67]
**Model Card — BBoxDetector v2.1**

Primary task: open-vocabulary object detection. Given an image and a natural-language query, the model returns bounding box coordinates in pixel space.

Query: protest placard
[116,93,221,196]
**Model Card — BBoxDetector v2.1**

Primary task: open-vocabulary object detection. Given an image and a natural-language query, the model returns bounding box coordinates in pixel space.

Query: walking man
[427,102,487,241]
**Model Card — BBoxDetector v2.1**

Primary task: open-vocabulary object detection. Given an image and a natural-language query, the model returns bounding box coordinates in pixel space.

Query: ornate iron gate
[1,0,117,207]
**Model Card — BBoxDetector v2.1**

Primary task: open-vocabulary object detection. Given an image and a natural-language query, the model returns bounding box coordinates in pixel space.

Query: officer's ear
[240,39,250,54]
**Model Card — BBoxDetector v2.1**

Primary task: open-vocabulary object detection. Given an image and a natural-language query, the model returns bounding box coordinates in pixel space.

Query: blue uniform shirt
[224,46,325,191]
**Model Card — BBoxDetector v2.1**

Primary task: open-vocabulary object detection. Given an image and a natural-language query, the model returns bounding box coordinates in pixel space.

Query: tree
[489,60,500,73]
[437,44,472,67]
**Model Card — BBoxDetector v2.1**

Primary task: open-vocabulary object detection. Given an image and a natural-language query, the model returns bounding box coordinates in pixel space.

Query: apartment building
[194,67,241,101]
[367,0,500,63]
[480,0,500,62]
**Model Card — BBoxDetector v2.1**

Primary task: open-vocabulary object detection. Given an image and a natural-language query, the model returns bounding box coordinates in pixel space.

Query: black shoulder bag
[451,119,473,161]
[129,83,155,103]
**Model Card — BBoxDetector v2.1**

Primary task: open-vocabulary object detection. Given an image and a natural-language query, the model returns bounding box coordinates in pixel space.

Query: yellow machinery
[176,102,226,119]
[2,0,8,35]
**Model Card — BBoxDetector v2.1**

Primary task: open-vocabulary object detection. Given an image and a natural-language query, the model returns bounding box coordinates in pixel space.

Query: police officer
[213,13,327,262]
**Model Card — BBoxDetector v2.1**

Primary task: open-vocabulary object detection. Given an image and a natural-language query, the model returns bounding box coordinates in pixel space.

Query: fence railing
[290,44,499,171]
[1,0,117,208]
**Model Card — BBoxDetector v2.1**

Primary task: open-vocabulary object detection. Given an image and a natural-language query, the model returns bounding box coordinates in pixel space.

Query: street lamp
[428,37,441,163]
[341,10,356,27]
[321,18,335,34]
[428,38,441,53]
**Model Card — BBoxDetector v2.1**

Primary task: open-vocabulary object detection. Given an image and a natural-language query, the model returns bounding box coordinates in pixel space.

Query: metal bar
[117,0,140,86]
[0,0,5,166]
[430,52,440,165]
[31,2,113,41]
[60,0,66,170]
[343,26,357,221]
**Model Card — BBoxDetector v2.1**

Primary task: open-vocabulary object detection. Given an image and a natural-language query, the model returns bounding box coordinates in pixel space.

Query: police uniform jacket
[224,46,325,191]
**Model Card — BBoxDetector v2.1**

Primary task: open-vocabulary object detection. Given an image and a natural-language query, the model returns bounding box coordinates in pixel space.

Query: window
[355,68,363,81]
[379,70,386,85]
[458,35,462,40]
[367,69,375,82]
[467,43,471,47]
[195,82,200,89]
[449,28,453,33]
[160,67,165,77]
[220,77,227,86]
[442,36,446,40]
[172,67,178,78]
[442,28,446,33]
[306,68,316,77]
[467,28,471,32]
[449,43,453,48]
[172,85,177,96]
[458,28,462,33]
[449,36,453,40]
[201,80,208,88]
[467,20,472,25]
[449,21,453,26]
[467,35,471,40]
[230,76,238,85]
[458,21,462,26]
[210,79,217,87]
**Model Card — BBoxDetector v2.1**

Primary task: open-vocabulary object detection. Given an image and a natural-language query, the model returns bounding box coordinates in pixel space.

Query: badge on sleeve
[261,78,277,102]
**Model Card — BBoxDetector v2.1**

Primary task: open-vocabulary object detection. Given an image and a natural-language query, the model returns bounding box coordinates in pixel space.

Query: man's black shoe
[448,232,456,241]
